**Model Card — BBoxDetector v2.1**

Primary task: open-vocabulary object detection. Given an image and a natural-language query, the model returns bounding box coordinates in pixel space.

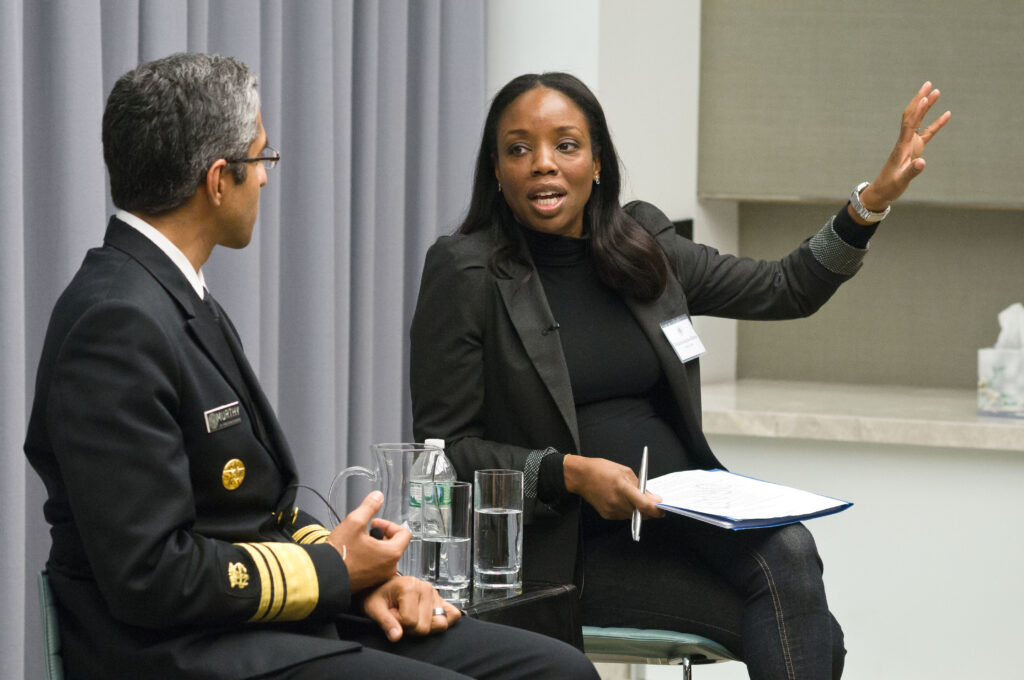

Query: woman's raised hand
[856,81,951,217]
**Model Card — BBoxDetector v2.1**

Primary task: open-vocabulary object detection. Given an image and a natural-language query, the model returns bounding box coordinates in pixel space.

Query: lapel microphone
[542,322,561,336]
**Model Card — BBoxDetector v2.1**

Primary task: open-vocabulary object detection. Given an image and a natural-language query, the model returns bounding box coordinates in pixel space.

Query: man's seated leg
[252,644,474,680]
[339,614,599,680]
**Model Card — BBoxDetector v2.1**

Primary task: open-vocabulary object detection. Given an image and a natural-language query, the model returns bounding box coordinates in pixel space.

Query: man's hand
[327,491,410,592]
[362,576,461,642]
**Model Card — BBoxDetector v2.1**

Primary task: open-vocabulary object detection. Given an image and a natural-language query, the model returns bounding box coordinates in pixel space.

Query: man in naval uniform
[24,52,597,680]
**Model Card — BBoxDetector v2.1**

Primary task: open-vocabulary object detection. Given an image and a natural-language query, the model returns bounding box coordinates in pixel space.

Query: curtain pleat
[1,2,485,677]
[0,2,27,677]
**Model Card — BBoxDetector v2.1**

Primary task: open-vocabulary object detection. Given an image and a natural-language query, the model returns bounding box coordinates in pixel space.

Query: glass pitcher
[328,442,444,577]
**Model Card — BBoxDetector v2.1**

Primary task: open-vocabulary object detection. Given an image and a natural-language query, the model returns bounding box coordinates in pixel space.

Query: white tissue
[995,302,1024,349]
[979,302,1024,417]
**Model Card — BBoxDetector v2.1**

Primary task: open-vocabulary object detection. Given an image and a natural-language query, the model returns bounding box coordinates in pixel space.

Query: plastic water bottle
[409,438,455,535]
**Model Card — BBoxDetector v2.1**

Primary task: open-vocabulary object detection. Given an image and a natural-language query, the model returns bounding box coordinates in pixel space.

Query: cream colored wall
[485,0,599,98]
[596,0,739,384]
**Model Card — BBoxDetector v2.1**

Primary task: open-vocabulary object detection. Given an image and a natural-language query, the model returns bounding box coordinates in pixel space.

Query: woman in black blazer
[411,73,948,679]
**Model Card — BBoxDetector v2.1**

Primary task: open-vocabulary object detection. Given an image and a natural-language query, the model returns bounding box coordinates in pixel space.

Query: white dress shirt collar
[116,209,208,299]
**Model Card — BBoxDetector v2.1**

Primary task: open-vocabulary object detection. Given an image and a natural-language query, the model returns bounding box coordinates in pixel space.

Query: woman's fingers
[919,108,951,145]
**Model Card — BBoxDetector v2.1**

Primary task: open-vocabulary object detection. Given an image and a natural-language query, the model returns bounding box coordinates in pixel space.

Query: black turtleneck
[521,227,699,534]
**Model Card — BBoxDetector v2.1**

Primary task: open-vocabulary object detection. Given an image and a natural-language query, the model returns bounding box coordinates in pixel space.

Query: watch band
[849,181,890,223]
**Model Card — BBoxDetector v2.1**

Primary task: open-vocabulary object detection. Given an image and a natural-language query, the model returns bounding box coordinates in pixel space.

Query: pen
[631,446,648,542]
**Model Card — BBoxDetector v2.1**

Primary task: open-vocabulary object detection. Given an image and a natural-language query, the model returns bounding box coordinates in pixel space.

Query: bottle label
[410,482,451,507]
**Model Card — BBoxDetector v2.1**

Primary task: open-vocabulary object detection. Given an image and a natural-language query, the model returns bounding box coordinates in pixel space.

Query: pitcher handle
[328,465,378,522]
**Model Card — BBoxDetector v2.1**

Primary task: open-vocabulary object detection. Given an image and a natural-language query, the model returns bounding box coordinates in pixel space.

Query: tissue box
[978,348,1024,418]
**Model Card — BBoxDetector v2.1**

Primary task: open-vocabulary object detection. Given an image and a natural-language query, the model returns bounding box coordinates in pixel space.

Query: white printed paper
[646,469,851,530]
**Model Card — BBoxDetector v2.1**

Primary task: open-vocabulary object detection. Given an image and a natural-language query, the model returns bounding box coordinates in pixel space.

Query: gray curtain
[0,1,486,677]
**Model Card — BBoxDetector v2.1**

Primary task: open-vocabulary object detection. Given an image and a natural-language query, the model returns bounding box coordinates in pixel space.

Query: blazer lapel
[496,259,581,448]
[624,273,721,468]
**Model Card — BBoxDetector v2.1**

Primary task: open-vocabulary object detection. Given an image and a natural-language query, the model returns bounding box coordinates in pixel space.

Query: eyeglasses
[226,144,280,169]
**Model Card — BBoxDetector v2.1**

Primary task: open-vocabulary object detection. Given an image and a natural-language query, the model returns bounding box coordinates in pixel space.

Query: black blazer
[25,218,356,679]
[410,201,851,587]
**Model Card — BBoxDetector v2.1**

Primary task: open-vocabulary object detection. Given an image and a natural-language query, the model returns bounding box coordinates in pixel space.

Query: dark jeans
[580,517,845,680]
[256,615,599,680]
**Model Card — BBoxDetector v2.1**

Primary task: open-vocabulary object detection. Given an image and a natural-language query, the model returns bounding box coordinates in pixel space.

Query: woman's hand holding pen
[563,454,665,521]
[852,81,951,224]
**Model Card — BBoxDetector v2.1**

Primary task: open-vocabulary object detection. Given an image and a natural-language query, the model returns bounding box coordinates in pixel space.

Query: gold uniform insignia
[222,458,246,490]
[228,562,249,589]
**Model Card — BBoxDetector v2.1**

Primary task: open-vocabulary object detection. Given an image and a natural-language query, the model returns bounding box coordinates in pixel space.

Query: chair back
[37,571,65,680]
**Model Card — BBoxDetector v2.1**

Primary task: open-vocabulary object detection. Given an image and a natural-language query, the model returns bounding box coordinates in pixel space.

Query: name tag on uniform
[660,315,706,364]
[205,401,242,433]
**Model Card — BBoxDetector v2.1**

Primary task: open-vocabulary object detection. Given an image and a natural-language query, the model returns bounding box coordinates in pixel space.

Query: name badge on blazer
[660,314,706,364]
[205,401,242,433]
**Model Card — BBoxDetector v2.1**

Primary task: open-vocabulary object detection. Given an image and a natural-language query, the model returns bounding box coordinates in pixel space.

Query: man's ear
[204,159,229,207]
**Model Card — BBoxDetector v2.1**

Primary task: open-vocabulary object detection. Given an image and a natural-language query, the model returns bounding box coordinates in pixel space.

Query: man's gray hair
[103,52,260,215]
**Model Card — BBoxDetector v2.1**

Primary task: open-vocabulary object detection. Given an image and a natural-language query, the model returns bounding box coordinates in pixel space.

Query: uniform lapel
[209,296,299,489]
[496,258,581,449]
[103,217,295,478]
[205,295,298,480]
[104,219,253,407]
[189,307,254,422]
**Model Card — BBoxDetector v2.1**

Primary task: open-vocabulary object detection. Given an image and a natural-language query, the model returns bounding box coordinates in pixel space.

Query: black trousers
[255,615,598,680]
[580,516,845,680]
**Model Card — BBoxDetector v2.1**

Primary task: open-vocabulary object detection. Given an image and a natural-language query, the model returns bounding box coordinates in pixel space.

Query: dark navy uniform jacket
[25,217,357,679]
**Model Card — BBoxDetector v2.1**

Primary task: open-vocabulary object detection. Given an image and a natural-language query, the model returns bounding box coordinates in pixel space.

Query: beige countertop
[700,379,1024,452]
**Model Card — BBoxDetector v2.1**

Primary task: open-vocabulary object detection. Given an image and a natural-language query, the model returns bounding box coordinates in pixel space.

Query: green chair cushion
[38,571,65,680]
[582,626,737,665]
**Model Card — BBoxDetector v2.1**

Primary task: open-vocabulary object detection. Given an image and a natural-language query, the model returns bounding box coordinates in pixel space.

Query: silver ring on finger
[432,607,446,617]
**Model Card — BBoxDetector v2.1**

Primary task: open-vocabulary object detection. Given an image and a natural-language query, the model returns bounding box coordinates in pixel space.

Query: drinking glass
[473,469,523,595]
[414,480,473,606]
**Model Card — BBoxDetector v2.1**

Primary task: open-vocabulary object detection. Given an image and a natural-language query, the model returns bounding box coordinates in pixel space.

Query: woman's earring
[594,176,600,185]
[497,182,502,193]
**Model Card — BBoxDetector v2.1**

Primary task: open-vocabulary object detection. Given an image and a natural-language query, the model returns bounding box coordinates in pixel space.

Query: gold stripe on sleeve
[235,543,272,622]
[249,543,286,620]
[292,524,330,544]
[261,543,320,621]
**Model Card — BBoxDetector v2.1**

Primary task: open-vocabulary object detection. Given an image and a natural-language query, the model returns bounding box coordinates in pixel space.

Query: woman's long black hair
[458,72,668,302]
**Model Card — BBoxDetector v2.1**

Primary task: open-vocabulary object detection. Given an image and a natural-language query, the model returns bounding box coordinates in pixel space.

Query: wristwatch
[849,181,890,223]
